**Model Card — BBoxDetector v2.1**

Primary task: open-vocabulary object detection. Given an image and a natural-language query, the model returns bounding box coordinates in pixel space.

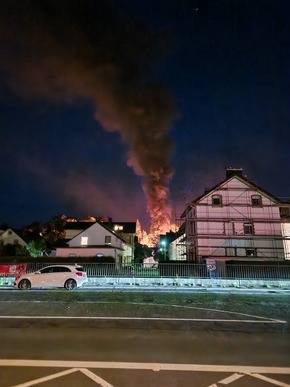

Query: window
[246,248,257,257]
[251,195,262,206]
[244,222,254,235]
[59,267,71,272]
[212,194,222,206]
[114,225,123,231]
[81,236,88,245]
[41,267,55,274]
[105,236,111,244]
[69,253,76,257]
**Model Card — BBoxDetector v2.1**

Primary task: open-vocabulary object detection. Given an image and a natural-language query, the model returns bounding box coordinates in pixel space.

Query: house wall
[169,233,186,261]
[68,223,123,249]
[0,229,26,247]
[52,247,117,258]
[282,222,290,260]
[53,222,134,263]
[183,177,287,262]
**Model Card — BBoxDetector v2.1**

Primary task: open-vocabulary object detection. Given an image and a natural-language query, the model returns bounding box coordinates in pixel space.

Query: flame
[136,219,177,247]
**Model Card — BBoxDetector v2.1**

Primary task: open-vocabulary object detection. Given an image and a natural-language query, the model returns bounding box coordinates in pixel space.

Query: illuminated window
[244,222,254,235]
[105,236,111,244]
[114,225,123,231]
[246,248,256,257]
[251,195,262,206]
[212,194,222,206]
[81,237,88,245]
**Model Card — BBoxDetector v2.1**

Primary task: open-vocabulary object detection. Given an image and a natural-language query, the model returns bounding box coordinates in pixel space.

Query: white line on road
[0,300,286,323]
[80,368,115,387]
[1,360,290,374]
[247,372,290,387]
[9,368,79,387]
[206,372,245,386]
[0,315,286,323]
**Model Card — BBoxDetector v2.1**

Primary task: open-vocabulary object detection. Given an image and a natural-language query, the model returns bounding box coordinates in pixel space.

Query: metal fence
[2,262,289,280]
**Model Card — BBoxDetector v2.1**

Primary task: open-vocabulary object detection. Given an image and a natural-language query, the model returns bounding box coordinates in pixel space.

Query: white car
[14,265,87,290]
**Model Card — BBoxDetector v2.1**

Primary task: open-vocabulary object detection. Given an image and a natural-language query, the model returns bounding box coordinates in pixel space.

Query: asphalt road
[0,289,290,386]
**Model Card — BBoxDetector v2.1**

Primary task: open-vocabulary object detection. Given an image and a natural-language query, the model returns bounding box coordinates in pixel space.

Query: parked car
[14,265,87,290]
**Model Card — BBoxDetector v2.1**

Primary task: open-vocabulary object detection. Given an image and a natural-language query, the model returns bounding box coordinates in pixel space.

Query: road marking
[0,300,286,323]
[1,360,290,374]
[10,368,79,387]
[0,315,286,323]
[206,372,245,386]
[80,368,114,386]
[246,372,290,387]
[9,368,115,387]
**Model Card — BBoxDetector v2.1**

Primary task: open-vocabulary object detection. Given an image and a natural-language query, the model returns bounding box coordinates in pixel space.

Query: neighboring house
[171,168,290,262]
[51,221,134,264]
[168,225,186,261]
[64,220,137,250]
[0,228,27,248]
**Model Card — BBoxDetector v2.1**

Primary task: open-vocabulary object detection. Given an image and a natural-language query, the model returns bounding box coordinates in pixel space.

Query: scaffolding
[174,177,290,262]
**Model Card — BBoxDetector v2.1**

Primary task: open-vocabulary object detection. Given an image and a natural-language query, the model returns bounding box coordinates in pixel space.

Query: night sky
[1,0,289,231]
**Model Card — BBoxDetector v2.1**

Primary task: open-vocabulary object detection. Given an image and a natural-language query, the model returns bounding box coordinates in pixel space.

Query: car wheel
[64,279,77,290]
[18,279,31,290]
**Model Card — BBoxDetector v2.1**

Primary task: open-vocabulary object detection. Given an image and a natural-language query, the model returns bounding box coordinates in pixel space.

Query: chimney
[226,167,243,179]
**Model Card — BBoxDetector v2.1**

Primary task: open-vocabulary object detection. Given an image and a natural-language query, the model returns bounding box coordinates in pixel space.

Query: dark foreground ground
[0,289,290,386]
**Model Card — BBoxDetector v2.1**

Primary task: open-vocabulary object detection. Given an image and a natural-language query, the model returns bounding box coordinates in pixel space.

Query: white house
[172,168,290,262]
[64,220,136,247]
[0,228,27,248]
[50,221,133,264]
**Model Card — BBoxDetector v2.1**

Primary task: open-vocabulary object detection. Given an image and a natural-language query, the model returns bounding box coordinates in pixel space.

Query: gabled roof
[181,171,282,218]
[69,221,132,246]
[0,227,27,245]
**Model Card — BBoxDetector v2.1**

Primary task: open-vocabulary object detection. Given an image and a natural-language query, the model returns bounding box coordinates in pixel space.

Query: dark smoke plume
[0,0,176,238]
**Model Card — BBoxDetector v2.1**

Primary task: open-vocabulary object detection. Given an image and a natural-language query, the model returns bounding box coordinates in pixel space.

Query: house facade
[0,228,27,248]
[172,168,290,262]
[51,222,134,264]
[64,220,136,248]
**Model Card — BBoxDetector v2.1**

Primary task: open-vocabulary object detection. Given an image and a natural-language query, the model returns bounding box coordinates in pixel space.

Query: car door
[36,266,65,288]
[33,267,55,287]
[59,266,73,286]
[49,266,68,287]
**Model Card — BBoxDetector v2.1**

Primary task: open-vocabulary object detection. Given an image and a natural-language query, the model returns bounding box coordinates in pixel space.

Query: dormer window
[251,194,262,206]
[212,194,222,206]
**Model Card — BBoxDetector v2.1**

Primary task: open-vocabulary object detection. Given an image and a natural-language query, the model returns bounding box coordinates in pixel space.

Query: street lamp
[160,240,167,261]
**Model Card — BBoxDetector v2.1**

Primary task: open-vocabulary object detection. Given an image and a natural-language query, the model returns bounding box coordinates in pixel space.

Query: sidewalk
[1,275,290,293]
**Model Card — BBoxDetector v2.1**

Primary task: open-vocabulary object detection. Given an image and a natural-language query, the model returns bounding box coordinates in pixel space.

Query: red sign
[0,264,27,275]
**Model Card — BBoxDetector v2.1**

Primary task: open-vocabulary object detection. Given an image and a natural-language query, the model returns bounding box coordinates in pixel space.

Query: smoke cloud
[0,0,177,238]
